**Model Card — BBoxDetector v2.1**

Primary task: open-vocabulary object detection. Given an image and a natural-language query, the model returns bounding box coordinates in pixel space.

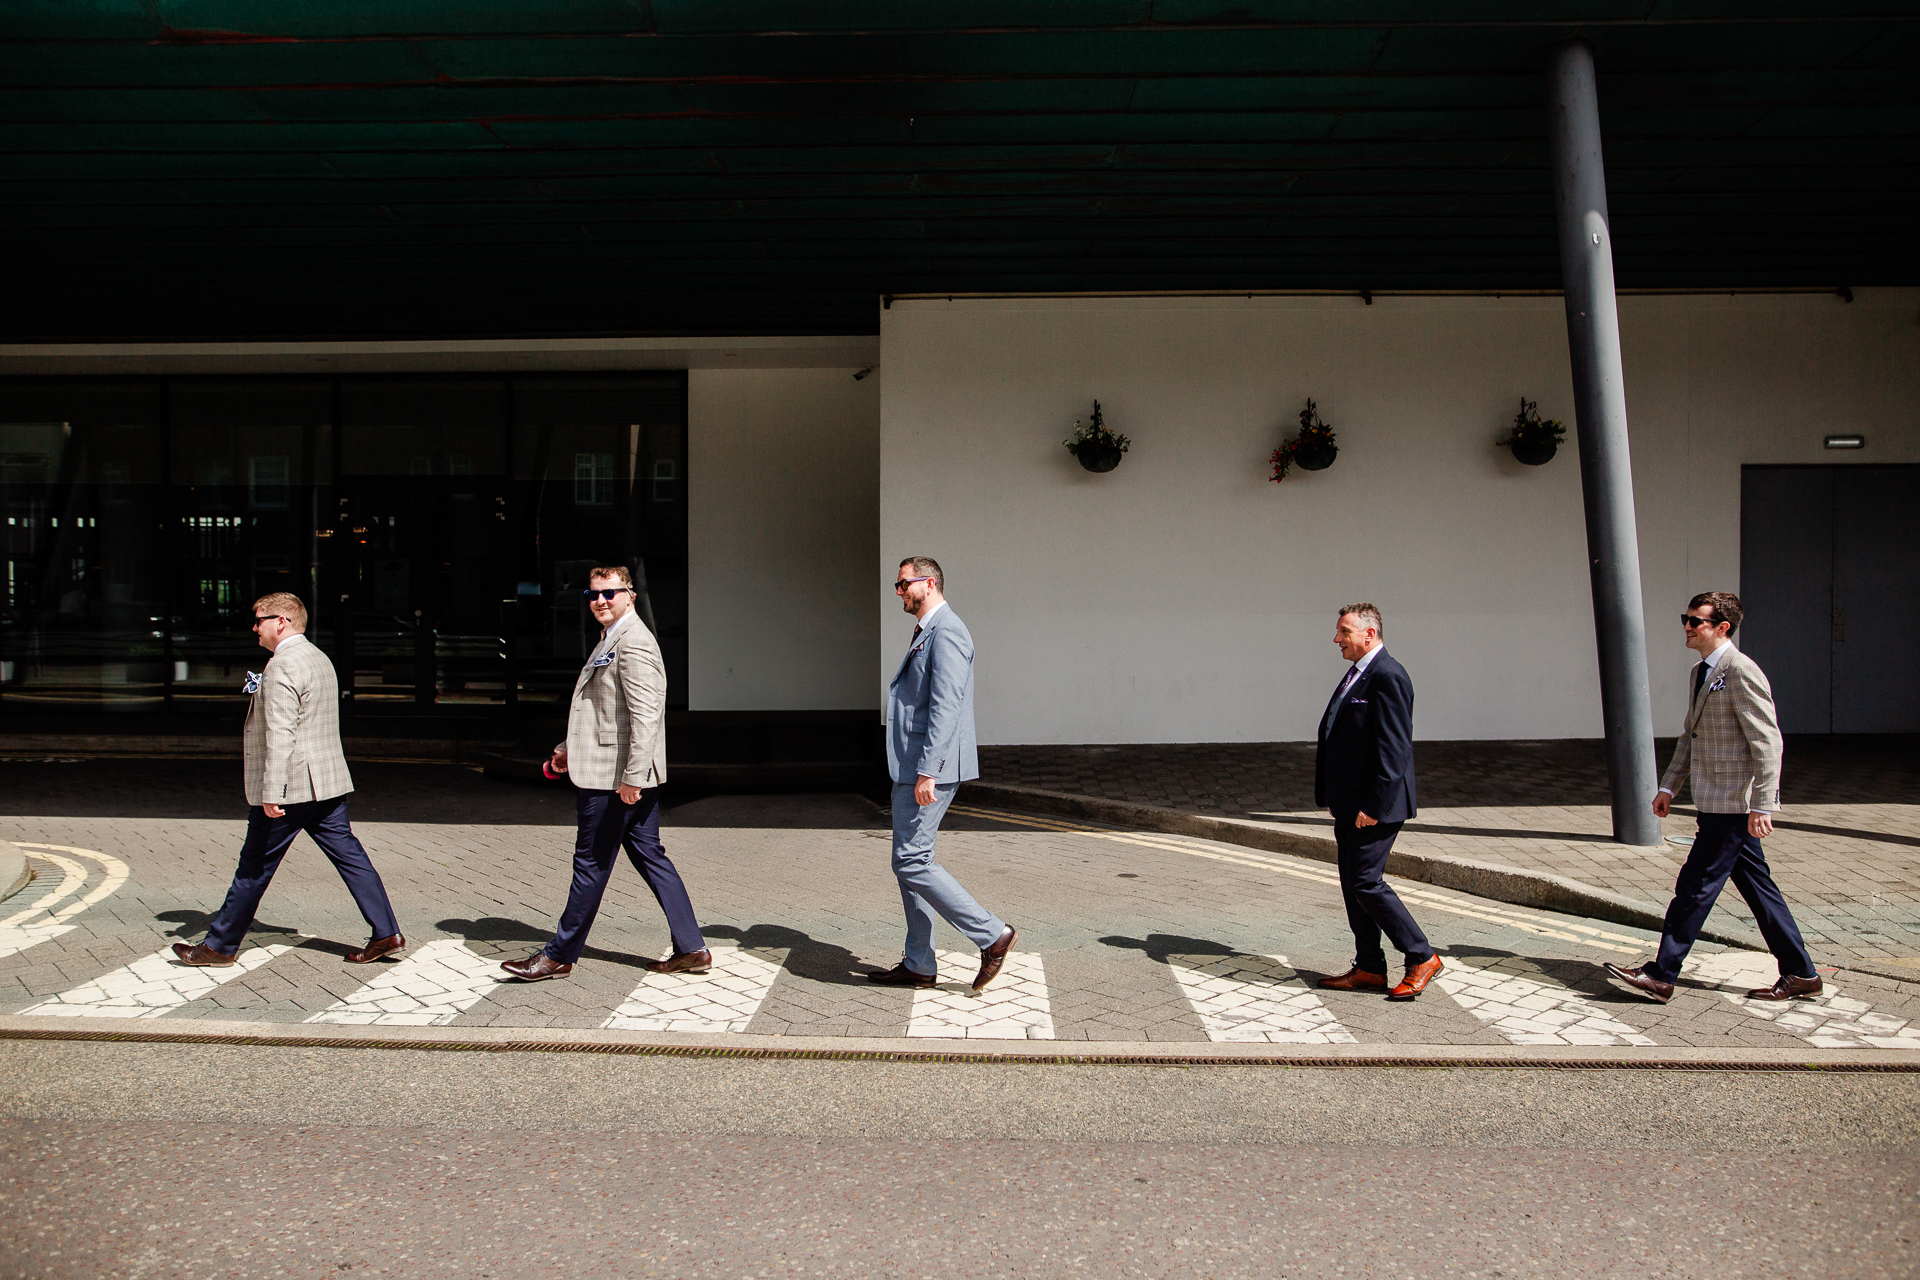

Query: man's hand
[263,803,285,819]
[1652,791,1672,818]
[1749,810,1773,839]
[914,774,938,806]
[1355,811,1377,828]
[550,748,569,775]
[617,783,643,805]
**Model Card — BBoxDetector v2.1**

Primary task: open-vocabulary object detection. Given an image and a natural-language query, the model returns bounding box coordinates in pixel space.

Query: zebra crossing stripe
[602,944,786,1033]
[1167,953,1356,1044]
[1688,952,1920,1049]
[1433,955,1655,1047]
[307,938,503,1027]
[908,950,1055,1040]
[16,943,292,1019]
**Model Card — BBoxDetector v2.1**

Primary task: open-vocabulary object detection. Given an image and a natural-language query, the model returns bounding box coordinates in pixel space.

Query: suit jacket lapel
[1684,647,1733,729]
[893,610,936,683]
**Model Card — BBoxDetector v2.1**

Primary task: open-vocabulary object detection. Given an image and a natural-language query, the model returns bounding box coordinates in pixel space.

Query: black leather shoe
[867,962,936,988]
[972,926,1017,991]
[1748,973,1823,1001]
[1604,962,1674,1004]
[501,952,573,982]
[345,933,406,964]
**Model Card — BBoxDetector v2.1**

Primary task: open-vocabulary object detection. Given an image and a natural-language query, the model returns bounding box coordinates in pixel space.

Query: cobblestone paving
[980,736,1920,968]
[3,759,1919,1056]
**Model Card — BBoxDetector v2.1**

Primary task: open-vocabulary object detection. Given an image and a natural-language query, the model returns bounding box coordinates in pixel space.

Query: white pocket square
[1707,676,1727,692]
[589,653,614,668]
[242,671,262,694]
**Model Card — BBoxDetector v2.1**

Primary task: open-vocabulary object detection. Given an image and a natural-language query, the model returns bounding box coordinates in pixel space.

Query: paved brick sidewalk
[981,738,1920,970]
[3,760,1919,1057]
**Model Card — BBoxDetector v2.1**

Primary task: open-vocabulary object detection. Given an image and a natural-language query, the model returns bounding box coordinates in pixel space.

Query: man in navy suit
[869,556,1017,992]
[1314,602,1443,1000]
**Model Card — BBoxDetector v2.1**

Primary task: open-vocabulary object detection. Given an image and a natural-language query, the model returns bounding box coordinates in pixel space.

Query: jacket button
[1691,732,1698,738]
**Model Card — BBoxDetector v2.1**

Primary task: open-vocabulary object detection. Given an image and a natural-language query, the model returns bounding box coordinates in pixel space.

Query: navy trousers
[1647,811,1816,983]
[1332,814,1434,973]
[544,788,705,965]
[204,798,399,954]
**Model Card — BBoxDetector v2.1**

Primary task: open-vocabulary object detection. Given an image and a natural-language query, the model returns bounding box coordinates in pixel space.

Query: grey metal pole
[1546,39,1661,846]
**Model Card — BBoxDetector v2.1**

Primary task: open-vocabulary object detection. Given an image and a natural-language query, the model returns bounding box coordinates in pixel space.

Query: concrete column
[1546,39,1661,846]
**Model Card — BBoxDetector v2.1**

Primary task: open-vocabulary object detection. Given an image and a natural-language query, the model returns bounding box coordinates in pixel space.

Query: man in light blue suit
[872,556,1018,991]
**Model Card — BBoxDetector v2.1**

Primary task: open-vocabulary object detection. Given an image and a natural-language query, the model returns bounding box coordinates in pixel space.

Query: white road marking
[1687,952,1920,1049]
[16,943,292,1019]
[602,944,787,1033]
[1166,953,1357,1044]
[1434,955,1655,1047]
[908,950,1055,1040]
[951,806,1646,954]
[0,844,132,961]
[306,938,502,1027]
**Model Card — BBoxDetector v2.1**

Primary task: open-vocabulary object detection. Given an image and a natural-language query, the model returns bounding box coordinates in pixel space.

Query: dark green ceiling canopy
[4,3,1914,339]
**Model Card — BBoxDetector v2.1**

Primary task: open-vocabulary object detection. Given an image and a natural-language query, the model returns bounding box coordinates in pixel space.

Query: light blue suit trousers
[890,781,1006,976]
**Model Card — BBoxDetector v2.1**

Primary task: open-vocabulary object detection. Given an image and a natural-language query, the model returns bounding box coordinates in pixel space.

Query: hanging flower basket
[1064,400,1131,473]
[1270,399,1338,482]
[1500,398,1566,466]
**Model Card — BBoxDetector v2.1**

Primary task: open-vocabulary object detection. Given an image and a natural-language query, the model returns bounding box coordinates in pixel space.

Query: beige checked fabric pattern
[559,611,669,791]
[1659,645,1785,814]
[242,633,355,807]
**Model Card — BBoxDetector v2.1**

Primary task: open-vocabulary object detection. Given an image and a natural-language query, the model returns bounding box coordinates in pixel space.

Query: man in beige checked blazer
[1606,591,1820,1004]
[502,565,708,982]
[173,592,404,967]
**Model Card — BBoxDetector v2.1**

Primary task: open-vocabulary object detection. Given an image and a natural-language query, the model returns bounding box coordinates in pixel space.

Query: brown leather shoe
[171,941,237,967]
[1318,966,1389,991]
[1747,973,1823,1001]
[1388,955,1445,1001]
[345,933,406,964]
[868,962,936,988]
[1604,962,1674,1004]
[642,949,713,975]
[500,952,573,982]
[972,926,1017,991]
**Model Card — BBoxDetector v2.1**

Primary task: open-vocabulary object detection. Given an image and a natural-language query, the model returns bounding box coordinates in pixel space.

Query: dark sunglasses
[893,576,933,592]
[1680,614,1722,629]
[251,615,284,629]
[582,588,632,602]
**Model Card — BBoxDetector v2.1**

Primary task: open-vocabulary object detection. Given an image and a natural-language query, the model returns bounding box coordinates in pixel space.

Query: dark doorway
[1740,465,1920,733]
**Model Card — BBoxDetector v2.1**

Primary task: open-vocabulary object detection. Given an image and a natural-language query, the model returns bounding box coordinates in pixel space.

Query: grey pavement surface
[981,737,1920,970]
[3,761,1919,1277]
[2,1043,1918,1279]
[3,760,1920,1054]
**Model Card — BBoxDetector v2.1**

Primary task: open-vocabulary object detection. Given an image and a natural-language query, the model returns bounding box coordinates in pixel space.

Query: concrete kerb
[960,781,1920,988]
[0,845,27,902]
[3,1016,1917,1072]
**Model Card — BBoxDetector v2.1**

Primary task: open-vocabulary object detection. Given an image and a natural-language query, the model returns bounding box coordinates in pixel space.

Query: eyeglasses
[250,615,283,629]
[581,588,631,602]
[893,577,933,592]
[1680,614,1721,629]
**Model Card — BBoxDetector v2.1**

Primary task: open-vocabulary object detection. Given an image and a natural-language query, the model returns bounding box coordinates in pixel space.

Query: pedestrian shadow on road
[154,908,304,943]
[1099,932,1346,986]
[1441,944,1648,1002]
[703,922,877,984]
[434,915,656,970]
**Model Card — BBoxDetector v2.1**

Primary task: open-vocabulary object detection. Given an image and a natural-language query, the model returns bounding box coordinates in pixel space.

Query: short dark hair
[589,565,634,589]
[1338,601,1383,639]
[899,556,944,591]
[1689,590,1743,636]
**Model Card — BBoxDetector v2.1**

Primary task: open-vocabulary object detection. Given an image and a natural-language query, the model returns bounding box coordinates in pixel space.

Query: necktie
[1693,662,1708,701]
[912,627,922,642]
[1338,664,1361,697]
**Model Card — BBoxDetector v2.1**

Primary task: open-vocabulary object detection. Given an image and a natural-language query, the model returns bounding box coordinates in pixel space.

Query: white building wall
[878,290,1920,743]
[688,367,881,709]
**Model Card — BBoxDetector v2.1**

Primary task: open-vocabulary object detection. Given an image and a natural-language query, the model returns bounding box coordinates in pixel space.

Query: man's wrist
[1657,787,1673,796]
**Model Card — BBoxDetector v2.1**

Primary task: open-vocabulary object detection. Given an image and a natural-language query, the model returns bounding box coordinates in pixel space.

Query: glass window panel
[168,381,332,712]
[0,381,165,711]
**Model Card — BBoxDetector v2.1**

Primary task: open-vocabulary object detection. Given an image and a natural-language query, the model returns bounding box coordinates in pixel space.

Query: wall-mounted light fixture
[852,367,873,381]
[1824,434,1866,450]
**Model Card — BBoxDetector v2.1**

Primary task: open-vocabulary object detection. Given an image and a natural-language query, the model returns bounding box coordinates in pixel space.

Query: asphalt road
[2,1040,1915,1278]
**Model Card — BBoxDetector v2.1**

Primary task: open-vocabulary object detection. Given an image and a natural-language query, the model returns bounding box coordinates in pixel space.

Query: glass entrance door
[335,380,509,711]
